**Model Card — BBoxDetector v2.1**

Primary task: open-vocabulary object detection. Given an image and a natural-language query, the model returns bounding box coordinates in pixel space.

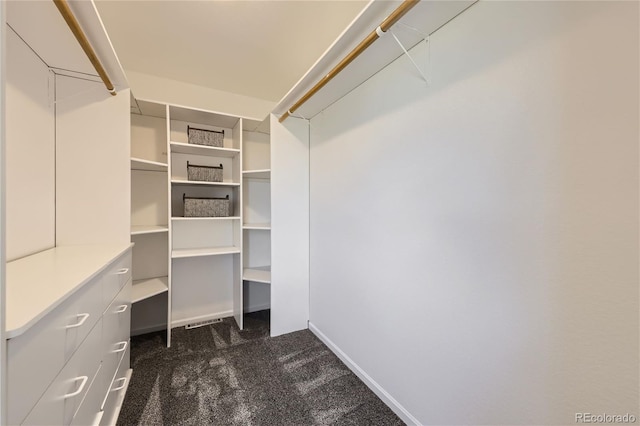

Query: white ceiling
[94,0,369,102]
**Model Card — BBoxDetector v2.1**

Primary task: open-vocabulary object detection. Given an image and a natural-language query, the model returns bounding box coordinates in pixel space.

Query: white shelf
[243,266,271,284]
[243,223,271,230]
[170,142,239,158]
[172,216,240,221]
[132,276,169,303]
[131,225,169,235]
[242,169,270,179]
[171,179,240,187]
[172,246,240,259]
[131,157,168,172]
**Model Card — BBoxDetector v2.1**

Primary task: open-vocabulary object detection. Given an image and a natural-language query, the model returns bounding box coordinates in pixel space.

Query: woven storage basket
[187,161,223,182]
[187,126,224,147]
[183,194,231,217]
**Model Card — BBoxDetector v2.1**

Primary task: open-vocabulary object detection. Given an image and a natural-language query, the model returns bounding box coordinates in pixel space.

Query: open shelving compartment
[168,105,245,330]
[130,99,171,338]
[242,123,272,316]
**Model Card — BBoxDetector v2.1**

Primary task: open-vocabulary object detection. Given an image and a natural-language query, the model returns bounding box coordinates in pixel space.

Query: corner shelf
[242,169,270,179]
[171,179,240,187]
[243,266,271,284]
[243,223,271,230]
[132,276,169,303]
[171,246,241,259]
[131,157,168,172]
[170,142,239,158]
[131,225,169,236]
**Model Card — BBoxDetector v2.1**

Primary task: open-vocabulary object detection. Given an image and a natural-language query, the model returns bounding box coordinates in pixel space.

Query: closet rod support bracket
[389,30,429,84]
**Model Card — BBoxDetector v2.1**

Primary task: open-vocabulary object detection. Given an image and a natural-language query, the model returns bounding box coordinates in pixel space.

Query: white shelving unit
[130,99,274,339]
[168,104,245,331]
[130,99,171,341]
[242,124,272,317]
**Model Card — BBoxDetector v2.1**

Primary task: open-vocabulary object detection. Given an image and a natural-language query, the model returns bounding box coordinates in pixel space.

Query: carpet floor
[117,311,404,425]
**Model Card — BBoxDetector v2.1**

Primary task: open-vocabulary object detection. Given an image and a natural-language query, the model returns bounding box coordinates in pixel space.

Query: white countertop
[6,243,133,339]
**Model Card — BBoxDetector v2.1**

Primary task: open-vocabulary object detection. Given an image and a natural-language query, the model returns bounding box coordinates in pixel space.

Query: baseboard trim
[171,310,234,329]
[308,322,421,426]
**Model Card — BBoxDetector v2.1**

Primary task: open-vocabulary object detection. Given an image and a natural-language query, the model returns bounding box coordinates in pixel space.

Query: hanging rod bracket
[389,30,429,84]
[375,26,386,37]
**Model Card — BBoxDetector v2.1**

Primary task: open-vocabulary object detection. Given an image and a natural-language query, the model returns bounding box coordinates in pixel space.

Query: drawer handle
[116,268,129,275]
[114,304,128,314]
[113,341,128,353]
[63,375,88,399]
[66,313,90,329]
[111,377,127,392]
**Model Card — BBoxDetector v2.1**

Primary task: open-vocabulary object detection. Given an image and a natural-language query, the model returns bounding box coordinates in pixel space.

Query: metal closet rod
[279,0,419,123]
[53,0,117,96]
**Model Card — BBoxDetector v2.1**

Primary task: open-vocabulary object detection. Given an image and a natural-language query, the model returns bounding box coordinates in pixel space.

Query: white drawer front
[7,276,102,425]
[102,252,131,308]
[101,345,131,426]
[22,318,103,426]
[71,362,104,426]
[102,280,131,393]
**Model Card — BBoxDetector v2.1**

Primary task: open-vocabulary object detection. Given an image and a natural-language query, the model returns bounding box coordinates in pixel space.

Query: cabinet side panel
[5,27,55,260]
[55,78,130,246]
[270,114,309,336]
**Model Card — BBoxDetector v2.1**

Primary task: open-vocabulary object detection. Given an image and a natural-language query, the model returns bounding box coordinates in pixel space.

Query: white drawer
[71,363,104,426]
[7,275,103,425]
[22,318,103,426]
[100,345,131,426]
[102,280,131,394]
[102,252,131,308]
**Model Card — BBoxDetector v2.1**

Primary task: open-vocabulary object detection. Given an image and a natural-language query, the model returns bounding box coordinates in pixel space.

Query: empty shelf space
[243,266,271,284]
[172,216,240,221]
[132,276,169,303]
[170,142,239,158]
[243,223,271,230]
[131,157,168,172]
[172,246,240,258]
[242,169,270,179]
[171,179,240,187]
[131,225,169,235]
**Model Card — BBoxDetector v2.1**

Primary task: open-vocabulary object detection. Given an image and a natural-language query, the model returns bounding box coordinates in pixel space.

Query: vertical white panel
[233,119,243,329]
[5,27,55,261]
[270,114,309,336]
[308,2,639,424]
[55,78,130,246]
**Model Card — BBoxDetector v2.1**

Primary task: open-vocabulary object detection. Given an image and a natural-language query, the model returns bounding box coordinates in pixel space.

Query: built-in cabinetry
[130,99,271,343]
[6,246,132,426]
[4,1,132,424]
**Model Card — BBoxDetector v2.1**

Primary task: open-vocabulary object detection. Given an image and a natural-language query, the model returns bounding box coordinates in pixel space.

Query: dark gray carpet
[117,311,404,425]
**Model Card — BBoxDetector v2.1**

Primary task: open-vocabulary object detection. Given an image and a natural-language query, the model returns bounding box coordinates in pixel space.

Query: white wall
[127,71,275,122]
[309,2,638,425]
[5,26,55,261]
